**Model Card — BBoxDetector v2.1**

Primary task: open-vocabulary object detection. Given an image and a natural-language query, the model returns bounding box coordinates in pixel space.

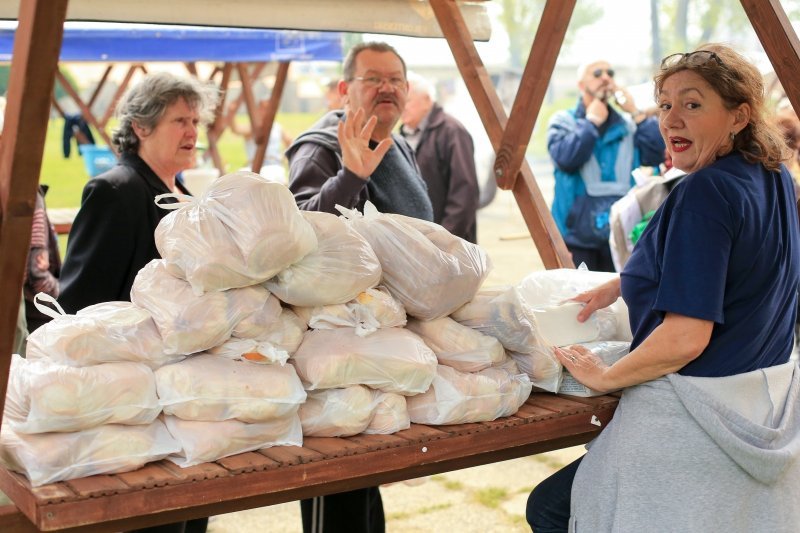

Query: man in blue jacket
[549,59,665,272]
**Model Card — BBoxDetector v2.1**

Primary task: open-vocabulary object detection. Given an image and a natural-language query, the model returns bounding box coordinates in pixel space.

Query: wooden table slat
[344,433,410,451]
[301,437,368,457]
[216,451,280,474]
[529,394,596,413]
[517,402,563,419]
[257,445,325,465]
[392,424,450,443]
[115,463,184,489]
[64,474,129,498]
[158,460,230,482]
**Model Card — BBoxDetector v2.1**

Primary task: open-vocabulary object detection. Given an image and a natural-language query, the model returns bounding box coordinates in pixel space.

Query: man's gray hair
[407,71,437,101]
[342,41,407,81]
[112,72,219,154]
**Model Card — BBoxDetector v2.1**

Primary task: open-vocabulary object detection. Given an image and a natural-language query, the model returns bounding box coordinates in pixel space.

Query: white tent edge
[0,0,493,40]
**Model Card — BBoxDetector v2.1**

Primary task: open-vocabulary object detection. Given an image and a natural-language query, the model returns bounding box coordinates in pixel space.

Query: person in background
[23,184,62,332]
[324,79,344,111]
[400,72,479,242]
[775,101,800,190]
[57,71,219,533]
[287,41,433,533]
[548,59,665,272]
[527,44,800,532]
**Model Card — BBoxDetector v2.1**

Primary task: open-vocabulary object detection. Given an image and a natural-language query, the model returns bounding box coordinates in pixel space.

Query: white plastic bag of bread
[25,294,174,369]
[558,341,631,397]
[163,414,302,467]
[508,342,563,393]
[266,211,382,306]
[205,337,289,366]
[131,260,265,355]
[0,419,179,487]
[205,171,318,281]
[298,386,376,437]
[516,267,632,342]
[154,193,256,294]
[291,327,437,394]
[406,365,532,425]
[232,292,282,338]
[405,316,506,373]
[155,354,306,423]
[451,286,539,354]
[293,286,406,337]
[233,298,307,355]
[4,354,160,434]
[364,390,410,435]
[337,202,491,320]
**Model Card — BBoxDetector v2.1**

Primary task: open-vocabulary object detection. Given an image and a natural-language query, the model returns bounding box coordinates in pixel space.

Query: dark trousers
[567,244,616,273]
[301,487,384,533]
[526,456,583,533]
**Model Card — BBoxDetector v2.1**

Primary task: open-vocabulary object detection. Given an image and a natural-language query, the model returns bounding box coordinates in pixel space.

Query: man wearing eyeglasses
[286,41,433,533]
[548,59,665,272]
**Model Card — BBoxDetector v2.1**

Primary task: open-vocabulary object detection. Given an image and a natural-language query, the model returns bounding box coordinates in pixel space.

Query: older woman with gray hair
[58,71,218,315]
[527,43,799,532]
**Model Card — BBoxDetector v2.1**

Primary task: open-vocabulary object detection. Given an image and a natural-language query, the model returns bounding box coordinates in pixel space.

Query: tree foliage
[497,0,602,69]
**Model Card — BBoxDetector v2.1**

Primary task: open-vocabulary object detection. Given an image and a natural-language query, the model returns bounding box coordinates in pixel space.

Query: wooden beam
[206,62,234,173]
[56,69,114,148]
[236,62,261,132]
[251,61,290,172]
[429,0,572,269]
[493,0,575,190]
[0,0,68,425]
[98,64,139,129]
[739,0,800,115]
[87,64,113,109]
[184,61,198,77]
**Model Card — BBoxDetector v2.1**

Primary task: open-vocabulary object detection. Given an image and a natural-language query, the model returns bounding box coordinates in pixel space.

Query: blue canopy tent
[0,21,343,62]
[0,21,343,175]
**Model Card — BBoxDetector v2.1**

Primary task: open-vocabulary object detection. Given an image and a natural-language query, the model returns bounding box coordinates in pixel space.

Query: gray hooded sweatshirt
[570,361,800,532]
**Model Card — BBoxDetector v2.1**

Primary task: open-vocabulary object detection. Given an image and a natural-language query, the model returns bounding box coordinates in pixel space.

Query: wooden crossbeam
[251,61,290,172]
[493,0,574,191]
[0,0,68,428]
[429,0,572,269]
[87,65,113,109]
[739,0,800,114]
[55,69,114,148]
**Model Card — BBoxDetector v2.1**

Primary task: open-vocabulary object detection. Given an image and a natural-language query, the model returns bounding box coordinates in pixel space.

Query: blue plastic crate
[78,144,117,177]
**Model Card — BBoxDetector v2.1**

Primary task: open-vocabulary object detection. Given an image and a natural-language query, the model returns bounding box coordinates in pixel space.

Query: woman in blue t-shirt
[527,44,800,532]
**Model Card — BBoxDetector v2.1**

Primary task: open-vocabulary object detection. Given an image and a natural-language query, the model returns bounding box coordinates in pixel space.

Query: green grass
[38,112,321,209]
[473,487,509,509]
[386,502,453,521]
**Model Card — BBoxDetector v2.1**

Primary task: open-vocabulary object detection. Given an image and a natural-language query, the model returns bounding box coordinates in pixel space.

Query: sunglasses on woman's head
[660,50,724,70]
[592,68,615,78]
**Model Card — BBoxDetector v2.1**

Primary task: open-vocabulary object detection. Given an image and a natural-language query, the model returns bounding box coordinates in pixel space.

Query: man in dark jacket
[287,41,433,533]
[400,72,479,242]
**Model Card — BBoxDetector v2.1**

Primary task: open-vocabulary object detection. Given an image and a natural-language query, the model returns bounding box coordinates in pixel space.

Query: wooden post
[0,0,68,423]
[739,0,800,114]
[251,61,290,173]
[493,0,575,191]
[429,0,573,269]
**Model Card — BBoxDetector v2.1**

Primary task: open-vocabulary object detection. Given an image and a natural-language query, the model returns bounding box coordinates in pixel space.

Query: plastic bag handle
[33,293,67,320]
[154,193,195,210]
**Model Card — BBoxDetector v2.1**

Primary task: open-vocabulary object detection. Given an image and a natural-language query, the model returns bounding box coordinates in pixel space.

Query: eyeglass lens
[592,68,615,78]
